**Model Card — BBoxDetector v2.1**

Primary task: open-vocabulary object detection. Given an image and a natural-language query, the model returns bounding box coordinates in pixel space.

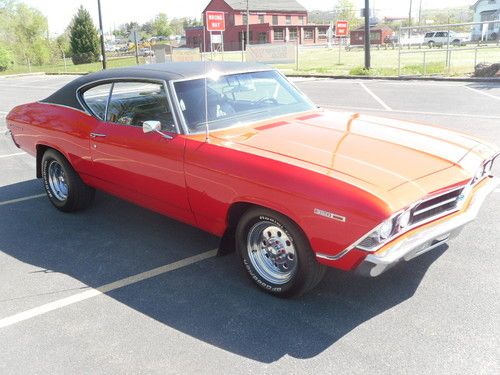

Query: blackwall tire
[236,207,326,297]
[41,149,95,212]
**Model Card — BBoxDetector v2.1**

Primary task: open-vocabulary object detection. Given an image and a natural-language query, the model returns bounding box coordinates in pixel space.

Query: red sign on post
[335,20,349,37]
[206,11,225,32]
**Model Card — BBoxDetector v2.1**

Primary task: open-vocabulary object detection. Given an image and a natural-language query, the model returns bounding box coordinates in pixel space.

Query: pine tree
[69,6,100,65]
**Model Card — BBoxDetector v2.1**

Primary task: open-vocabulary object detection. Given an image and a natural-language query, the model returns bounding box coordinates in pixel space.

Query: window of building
[370,31,381,42]
[289,28,298,41]
[106,82,174,131]
[242,13,248,25]
[304,28,314,39]
[258,32,267,43]
[239,31,253,43]
[274,28,284,41]
[318,28,328,39]
[286,16,291,25]
[481,10,497,21]
[298,16,304,25]
[258,15,264,24]
[272,15,278,25]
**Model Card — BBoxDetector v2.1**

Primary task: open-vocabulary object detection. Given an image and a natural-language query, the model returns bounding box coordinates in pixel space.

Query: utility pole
[246,0,250,49]
[364,0,370,69]
[408,0,413,39]
[97,0,107,69]
[418,0,423,25]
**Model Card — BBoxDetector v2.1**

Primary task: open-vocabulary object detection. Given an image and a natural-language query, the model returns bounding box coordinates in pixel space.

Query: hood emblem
[314,208,346,222]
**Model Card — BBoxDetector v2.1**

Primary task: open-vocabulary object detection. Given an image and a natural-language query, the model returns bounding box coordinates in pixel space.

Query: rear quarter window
[81,84,113,120]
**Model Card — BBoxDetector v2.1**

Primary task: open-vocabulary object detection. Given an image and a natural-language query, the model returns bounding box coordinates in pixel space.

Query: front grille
[411,187,464,224]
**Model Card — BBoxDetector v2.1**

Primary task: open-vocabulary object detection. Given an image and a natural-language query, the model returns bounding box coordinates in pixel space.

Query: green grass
[2,46,499,77]
[289,46,500,77]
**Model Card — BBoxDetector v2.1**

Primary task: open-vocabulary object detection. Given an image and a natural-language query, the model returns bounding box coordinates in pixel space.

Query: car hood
[212,110,497,208]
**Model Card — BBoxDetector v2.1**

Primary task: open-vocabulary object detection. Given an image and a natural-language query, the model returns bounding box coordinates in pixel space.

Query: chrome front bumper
[356,176,499,277]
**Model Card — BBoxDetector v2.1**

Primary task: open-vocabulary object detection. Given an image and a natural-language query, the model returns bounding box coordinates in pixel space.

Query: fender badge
[314,208,346,222]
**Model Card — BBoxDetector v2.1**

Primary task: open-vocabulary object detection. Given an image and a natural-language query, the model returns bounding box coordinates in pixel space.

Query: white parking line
[0,194,46,207]
[320,104,500,120]
[463,86,500,101]
[0,152,26,158]
[358,82,393,111]
[0,249,217,329]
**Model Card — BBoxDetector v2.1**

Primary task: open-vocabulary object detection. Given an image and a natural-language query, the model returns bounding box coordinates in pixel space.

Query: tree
[0,43,12,71]
[55,29,71,58]
[152,13,172,37]
[14,3,50,65]
[169,17,201,36]
[69,6,100,65]
[333,0,361,29]
[141,21,154,36]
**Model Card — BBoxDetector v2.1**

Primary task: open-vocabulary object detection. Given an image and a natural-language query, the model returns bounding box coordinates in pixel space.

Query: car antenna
[204,62,210,143]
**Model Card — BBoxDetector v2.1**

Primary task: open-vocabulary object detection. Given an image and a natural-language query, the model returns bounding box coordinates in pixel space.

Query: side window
[106,81,176,132]
[425,32,434,38]
[82,84,112,120]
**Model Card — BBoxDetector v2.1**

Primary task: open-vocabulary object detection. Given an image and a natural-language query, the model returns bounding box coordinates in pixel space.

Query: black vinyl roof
[41,61,271,111]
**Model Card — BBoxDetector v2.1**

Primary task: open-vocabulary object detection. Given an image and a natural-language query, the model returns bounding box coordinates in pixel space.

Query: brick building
[185,0,330,51]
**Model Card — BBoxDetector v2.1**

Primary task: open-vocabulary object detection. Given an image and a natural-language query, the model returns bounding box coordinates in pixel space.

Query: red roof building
[185,0,330,51]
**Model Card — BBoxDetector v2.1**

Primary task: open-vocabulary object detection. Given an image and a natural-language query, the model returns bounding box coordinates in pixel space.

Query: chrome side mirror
[143,120,162,134]
[142,120,173,140]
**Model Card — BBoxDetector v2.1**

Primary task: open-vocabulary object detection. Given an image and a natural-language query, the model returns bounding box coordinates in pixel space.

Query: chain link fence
[2,21,499,77]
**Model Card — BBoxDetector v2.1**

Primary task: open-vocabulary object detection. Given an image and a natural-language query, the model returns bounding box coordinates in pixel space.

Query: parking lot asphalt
[0,74,499,374]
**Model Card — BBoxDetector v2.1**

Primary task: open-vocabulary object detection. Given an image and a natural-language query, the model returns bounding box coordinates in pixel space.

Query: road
[0,74,499,374]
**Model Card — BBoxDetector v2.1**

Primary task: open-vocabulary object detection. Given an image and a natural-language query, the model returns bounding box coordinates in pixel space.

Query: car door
[82,80,193,223]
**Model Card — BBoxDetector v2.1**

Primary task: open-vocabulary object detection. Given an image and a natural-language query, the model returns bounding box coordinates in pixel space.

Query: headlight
[379,220,393,239]
[471,155,497,184]
[357,217,396,251]
[356,208,413,252]
[398,210,412,229]
[483,160,493,176]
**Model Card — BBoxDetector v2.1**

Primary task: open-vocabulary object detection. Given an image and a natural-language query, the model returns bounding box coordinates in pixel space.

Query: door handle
[90,133,107,138]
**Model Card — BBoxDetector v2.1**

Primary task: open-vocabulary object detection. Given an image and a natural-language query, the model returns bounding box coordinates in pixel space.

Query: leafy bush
[0,45,13,71]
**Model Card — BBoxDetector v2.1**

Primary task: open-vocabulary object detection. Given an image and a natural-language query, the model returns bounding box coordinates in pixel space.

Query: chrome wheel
[47,160,68,201]
[247,222,298,285]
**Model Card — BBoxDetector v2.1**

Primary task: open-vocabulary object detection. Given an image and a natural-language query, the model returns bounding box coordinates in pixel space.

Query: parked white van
[423,31,467,47]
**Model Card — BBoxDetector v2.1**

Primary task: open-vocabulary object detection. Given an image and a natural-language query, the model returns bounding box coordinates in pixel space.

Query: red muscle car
[6,62,499,297]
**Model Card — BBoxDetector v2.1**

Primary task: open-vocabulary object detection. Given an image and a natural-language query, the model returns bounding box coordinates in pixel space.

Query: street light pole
[246,0,250,49]
[408,0,413,39]
[418,0,423,25]
[364,0,370,69]
[97,0,107,69]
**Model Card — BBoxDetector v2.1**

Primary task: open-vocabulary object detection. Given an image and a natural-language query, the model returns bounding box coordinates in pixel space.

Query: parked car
[6,62,499,297]
[424,31,467,47]
[104,44,117,53]
[139,47,154,57]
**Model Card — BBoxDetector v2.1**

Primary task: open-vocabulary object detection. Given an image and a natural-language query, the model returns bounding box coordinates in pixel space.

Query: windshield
[173,70,315,133]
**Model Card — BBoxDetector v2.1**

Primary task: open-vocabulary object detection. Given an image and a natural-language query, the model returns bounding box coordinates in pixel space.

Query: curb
[285,74,500,83]
[2,70,499,83]
[0,72,47,79]
[45,72,87,76]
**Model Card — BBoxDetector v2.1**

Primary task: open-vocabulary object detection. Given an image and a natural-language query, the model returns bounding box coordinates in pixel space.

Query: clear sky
[22,0,475,35]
